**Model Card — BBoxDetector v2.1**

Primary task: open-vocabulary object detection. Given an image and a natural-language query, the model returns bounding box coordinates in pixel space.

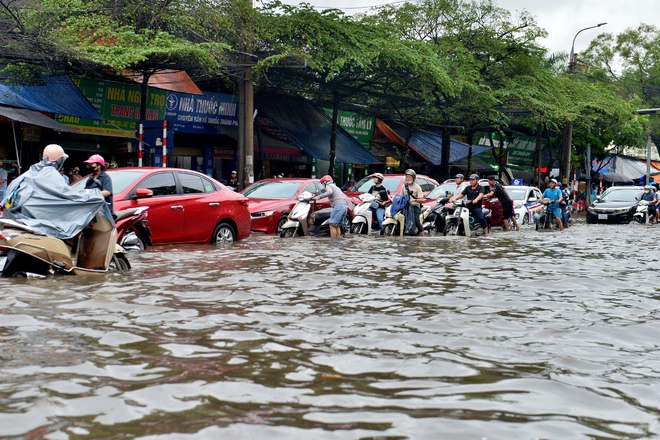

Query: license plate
[598,214,608,220]
[0,256,6,272]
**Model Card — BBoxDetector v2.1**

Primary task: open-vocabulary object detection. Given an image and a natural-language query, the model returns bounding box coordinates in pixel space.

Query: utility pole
[237,0,255,191]
[564,23,607,186]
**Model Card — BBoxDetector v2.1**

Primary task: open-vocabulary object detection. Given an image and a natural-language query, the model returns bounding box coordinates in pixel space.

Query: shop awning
[210,124,302,152]
[378,119,489,166]
[254,93,379,165]
[0,76,103,120]
[0,106,78,132]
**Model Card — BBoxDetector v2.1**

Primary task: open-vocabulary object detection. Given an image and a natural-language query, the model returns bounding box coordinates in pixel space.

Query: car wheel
[277,215,288,234]
[212,223,236,244]
[382,224,396,236]
[522,214,529,225]
[351,222,365,234]
[443,222,458,236]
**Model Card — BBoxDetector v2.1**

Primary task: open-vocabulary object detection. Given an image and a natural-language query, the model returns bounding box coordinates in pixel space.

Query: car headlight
[614,207,631,212]
[251,210,277,218]
[514,202,523,209]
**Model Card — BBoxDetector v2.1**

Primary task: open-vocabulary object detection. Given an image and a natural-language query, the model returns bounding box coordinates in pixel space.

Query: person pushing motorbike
[84,154,114,216]
[400,169,425,236]
[449,174,489,237]
[484,175,520,231]
[313,175,347,238]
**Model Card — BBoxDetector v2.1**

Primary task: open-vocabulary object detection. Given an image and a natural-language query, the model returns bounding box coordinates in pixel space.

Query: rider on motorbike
[538,178,564,231]
[313,175,347,238]
[642,185,658,223]
[449,173,489,237]
[84,154,114,216]
[451,173,469,197]
[400,169,425,236]
[367,173,389,230]
[1,144,107,239]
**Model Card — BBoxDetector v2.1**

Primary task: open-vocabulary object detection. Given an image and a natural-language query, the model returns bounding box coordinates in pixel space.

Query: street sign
[512,178,523,186]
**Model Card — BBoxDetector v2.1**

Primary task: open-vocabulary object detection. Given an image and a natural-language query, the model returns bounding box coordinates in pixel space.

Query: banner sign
[57,77,167,138]
[164,91,238,135]
[323,108,375,147]
[475,132,543,168]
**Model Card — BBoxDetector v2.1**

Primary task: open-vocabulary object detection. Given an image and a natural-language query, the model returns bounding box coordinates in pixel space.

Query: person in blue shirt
[641,185,658,223]
[539,178,564,231]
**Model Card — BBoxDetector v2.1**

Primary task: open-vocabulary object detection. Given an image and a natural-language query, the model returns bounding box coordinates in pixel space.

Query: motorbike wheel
[212,223,236,244]
[443,222,458,236]
[381,224,396,236]
[633,216,643,224]
[281,227,299,238]
[110,254,131,272]
[351,223,365,234]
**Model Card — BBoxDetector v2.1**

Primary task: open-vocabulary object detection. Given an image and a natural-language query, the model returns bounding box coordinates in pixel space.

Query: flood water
[1,219,659,439]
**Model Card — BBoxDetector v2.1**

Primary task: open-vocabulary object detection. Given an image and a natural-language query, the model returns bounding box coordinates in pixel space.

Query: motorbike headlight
[251,210,276,218]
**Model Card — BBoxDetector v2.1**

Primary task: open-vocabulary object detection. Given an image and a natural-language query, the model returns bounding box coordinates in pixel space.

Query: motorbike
[426,196,454,233]
[443,200,491,236]
[351,193,386,234]
[633,200,653,224]
[380,202,432,236]
[535,199,557,231]
[279,191,350,237]
[0,207,130,277]
[115,207,153,251]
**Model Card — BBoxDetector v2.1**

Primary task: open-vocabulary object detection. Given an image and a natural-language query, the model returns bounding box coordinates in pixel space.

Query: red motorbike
[115,207,152,251]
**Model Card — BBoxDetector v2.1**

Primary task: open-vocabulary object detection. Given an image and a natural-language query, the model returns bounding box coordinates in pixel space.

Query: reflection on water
[1,221,659,439]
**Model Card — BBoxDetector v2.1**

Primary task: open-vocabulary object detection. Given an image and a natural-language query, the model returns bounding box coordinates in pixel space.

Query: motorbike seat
[0,218,33,233]
[114,209,137,222]
[421,206,431,213]
[482,208,491,216]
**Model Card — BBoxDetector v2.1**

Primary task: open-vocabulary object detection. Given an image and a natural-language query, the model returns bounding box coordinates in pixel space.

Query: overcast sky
[276,0,659,61]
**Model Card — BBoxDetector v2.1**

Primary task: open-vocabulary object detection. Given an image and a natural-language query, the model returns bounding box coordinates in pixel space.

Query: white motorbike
[633,200,654,224]
[443,200,491,236]
[279,191,349,237]
[351,193,381,234]
[380,203,432,236]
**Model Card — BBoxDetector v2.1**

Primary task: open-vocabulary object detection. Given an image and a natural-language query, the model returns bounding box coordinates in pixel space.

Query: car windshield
[427,183,457,199]
[70,170,144,194]
[353,176,402,194]
[506,188,528,201]
[243,181,301,198]
[599,189,643,203]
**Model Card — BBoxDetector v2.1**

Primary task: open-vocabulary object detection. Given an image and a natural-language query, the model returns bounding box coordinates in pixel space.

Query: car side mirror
[135,188,153,199]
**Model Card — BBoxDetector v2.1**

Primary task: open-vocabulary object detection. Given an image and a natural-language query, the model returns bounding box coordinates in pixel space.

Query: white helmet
[373,173,384,181]
[42,144,68,170]
[404,169,416,180]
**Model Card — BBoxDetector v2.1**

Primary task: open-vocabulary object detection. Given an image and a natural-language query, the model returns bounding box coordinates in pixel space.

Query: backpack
[390,194,409,213]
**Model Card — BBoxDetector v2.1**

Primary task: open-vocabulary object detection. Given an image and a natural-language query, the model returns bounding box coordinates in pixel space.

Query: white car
[504,185,542,224]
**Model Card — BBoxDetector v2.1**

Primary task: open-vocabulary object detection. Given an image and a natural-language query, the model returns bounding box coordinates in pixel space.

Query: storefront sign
[165,91,238,134]
[214,148,235,159]
[323,108,375,147]
[57,77,167,138]
[476,132,541,168]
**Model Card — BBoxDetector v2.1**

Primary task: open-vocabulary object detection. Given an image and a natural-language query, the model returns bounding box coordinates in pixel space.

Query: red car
[242,178,355,234]
[346,173,440,200]
[75,168,251,245]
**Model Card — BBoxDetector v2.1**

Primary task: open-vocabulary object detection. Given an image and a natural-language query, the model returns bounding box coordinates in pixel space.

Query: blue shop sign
[165,91,238,134]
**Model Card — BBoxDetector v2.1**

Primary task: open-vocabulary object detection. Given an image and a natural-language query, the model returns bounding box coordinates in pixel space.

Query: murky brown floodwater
[1,219,659,439]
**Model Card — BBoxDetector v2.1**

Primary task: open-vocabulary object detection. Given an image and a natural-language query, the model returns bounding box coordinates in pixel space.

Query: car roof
[254,178,318,183]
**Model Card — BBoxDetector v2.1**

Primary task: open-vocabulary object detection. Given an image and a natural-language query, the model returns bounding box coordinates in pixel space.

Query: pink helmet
[84,154,106,168]
[42,144,68,162]
[320,175,333,185]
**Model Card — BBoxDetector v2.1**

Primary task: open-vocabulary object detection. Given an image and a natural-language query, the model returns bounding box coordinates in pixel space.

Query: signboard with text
[323,108,375,147]
[56,77,167,138]
[164,91,238,135]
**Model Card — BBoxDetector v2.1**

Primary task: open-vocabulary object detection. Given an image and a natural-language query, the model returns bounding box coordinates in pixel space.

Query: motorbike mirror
[135,188,154,199]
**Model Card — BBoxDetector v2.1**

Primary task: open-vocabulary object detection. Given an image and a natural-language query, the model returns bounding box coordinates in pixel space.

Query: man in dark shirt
[84,154,114,215]
[484,175,520,231]
[449,173,489,236]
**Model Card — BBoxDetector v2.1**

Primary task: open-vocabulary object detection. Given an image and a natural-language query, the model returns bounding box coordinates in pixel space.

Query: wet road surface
[1,219,659,439]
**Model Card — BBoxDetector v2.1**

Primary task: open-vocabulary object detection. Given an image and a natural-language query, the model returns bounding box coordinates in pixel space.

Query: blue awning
[385,121,489,165]
[255,93,379,165]
[0,76,103,120]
